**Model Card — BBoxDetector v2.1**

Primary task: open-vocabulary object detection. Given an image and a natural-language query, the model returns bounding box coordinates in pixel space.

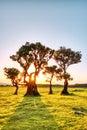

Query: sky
[0,0,87,85]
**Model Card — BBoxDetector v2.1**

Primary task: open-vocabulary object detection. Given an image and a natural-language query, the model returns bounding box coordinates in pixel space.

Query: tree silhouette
[43,65,62,94]
[25,42,54,96]
[10,42,54,96]
[4,67,20,95]
[54,47,82,95]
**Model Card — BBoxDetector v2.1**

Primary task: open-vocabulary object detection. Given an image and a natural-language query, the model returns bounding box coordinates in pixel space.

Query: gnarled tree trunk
[61,79,69,95]
[25,82,40,96]
[24,73,40,96]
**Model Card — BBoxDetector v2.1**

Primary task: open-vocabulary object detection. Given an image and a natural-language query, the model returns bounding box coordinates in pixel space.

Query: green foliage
[4,68,20,85]
[53,46,82,94]
[43,65,62,82]
[9,43,82,85]
[6,43,82,95]
[10,42,54,82]
[61,72,73,81]
[44,65,58,73]
[4,68,19,80]
[54,46,82,73]
[10,42,32,71]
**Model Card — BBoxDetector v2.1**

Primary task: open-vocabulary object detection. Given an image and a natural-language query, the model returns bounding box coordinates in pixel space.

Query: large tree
[54,47,82,95]
[25,42,54,96]
[43,65,62,94]
[4,67,20,95]
[10,42,54,96]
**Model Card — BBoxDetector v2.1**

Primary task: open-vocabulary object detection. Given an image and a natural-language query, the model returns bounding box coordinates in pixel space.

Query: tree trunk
[24,73,40,96]
[61,79,69,95]
[25,82,40,96]
[49,81,53,94]
[14,84,18,95]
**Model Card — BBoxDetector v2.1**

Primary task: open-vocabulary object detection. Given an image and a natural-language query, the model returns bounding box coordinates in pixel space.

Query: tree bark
[49,81,53,94]
[24,82,40,96]
[61,79,69,95]
[14,83,18,95]
[24,72,40,96]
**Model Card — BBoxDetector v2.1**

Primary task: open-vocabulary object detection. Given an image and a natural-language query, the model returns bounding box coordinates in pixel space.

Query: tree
[53,47,82,95]
[61,72,73,95]
[43,65,62,94]
[25,42,54,96]
[10,42,54,96]
[4,67,20,95]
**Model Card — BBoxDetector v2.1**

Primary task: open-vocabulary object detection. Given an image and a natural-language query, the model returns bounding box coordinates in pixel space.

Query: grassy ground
[0,85,87,130]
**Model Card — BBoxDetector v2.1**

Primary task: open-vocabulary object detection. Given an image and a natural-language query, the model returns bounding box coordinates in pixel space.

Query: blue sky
[0,0,87,84]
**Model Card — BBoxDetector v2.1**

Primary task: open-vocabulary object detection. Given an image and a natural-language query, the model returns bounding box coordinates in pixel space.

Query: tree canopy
[4,67,20,84]
[43,65,62,94]
[4,43,82,96]
[4,67,20,94]
[10,42,54,96]
[54,47,82,73]
[53,46,82,94]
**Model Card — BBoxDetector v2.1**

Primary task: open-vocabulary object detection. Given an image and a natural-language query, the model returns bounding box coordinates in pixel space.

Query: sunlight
[28,64,35,74]
[31,74,35,81]
[27,64,46,83]
[37,71,46,84]
[1,61,86,85]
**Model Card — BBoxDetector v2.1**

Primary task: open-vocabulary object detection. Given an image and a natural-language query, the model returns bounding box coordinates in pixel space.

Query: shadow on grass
[2,96,60,130]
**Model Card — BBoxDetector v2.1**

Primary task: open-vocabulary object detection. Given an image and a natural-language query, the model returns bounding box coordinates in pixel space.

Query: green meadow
[0,85,87,130]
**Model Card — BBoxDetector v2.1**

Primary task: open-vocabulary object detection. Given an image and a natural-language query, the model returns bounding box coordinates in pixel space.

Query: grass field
[0,85,87,130]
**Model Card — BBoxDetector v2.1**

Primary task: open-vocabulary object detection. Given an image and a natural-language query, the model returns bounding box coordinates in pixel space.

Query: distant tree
[10,42,54,96]
[43,65,62,94]
[54,47,82,95]
[4,67,20,95]
[61,72,73,94]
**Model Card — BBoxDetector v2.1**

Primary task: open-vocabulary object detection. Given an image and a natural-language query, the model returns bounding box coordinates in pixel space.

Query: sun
[27,64,45,83]
[28,64,35,74]
[36,71,47,84]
